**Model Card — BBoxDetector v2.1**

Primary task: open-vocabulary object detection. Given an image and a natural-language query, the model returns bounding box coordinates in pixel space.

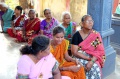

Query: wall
[70,0,87,25]
[0,0,4,2]
[40,0,87,24]
[112,0,119,13]
[40,0,67,21]
[18,0,88,24]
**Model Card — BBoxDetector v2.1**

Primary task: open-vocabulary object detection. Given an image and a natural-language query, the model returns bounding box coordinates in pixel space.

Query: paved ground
[0,33,120,79]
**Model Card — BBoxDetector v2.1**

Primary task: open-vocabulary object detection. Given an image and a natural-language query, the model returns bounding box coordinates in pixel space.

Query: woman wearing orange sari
[50,26,86,79]
[71,15,105,79]
[16,9,40,44]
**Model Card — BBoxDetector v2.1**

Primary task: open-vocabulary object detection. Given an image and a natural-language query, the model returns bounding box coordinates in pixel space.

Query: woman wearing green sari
[1,3,14,33]
[60,11,76,40]
[59,11,77,55]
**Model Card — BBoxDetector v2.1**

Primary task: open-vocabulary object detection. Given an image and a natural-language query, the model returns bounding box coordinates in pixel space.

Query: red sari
[7,15,27,37]
[16,18,40,44]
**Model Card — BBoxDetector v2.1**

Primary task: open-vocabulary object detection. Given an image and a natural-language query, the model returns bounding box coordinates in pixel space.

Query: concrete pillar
[88,0,116,78]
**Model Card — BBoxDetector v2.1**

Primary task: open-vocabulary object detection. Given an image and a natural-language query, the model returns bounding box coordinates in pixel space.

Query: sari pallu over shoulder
[15,15,27,27]
[78,30,106,68]
[16,18,40,43]
[50,39,86,79]
[17,53,58,79]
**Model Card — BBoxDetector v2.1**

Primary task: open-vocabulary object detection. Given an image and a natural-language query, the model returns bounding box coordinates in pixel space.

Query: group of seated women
[17,14,106,79]
[0,3,106,79]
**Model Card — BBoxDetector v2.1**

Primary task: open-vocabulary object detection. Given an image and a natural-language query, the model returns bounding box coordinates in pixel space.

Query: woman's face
[63,14,71,25]
[28,11,35,20]
[1,7,6,12]
[14,9,21,15]
[37,45,50,58]
[82,16,94,30]
[44,10,52,19]
[53,32,64,45]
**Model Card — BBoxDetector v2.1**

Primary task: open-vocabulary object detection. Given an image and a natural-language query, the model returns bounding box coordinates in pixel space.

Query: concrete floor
[0,33,26,79]
[0,33,120,79]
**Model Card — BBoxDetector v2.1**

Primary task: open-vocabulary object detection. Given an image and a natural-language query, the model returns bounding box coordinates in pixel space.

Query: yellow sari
[50,39,86,79]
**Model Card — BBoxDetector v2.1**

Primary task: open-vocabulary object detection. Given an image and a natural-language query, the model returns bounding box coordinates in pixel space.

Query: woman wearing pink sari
[17,35,61,79]
[71,15,105,79]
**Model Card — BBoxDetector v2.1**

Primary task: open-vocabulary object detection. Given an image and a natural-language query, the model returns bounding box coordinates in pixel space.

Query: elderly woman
[40,9,59,39]
[0,3,14,33]
[71,15,105,79]
[60,11,76,40]
[16,9,40,44]
[59,11,77,55]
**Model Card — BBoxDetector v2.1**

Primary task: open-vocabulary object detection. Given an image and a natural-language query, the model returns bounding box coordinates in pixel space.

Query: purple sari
[0,11,4,20]
[40,18,59,39]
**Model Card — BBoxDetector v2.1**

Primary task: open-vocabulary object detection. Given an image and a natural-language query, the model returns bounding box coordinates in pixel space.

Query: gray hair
[81,14,92,22]
[61,11,72,21]
[0,3,9,9]
[29,9,36,13]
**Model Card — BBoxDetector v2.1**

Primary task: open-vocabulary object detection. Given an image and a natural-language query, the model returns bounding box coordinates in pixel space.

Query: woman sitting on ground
[17,35,61,79]
[40,9,59,39]
[0,3,14,33]
[50,26,86,79]
[60,11,76,40]
[7,6,27,37]
[16,9,40,44]
[71,15,105,79]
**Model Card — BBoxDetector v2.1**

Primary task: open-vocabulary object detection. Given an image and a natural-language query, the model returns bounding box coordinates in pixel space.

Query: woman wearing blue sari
[1,3,14,33]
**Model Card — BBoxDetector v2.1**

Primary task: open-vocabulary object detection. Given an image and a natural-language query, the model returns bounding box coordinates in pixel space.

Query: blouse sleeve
[55,19,59,26]
[72,22,77,34]
[52,61,59,72]
[71,31,82,45]
[17,56,31,74]
[72,22,77,27]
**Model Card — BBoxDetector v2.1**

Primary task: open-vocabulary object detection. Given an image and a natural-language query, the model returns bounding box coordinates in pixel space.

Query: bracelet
[77,64,81,67]
[91,59,95,63]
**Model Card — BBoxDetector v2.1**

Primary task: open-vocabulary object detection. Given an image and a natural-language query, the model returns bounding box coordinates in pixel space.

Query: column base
[102,45,116,78]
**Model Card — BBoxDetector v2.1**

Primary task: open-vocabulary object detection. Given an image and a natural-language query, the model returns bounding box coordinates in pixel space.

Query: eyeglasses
[84,20,94,23]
